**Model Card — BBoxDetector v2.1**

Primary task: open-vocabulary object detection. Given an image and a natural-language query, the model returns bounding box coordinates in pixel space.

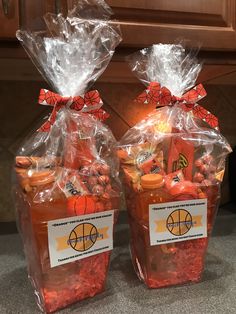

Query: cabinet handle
[2,0,9,16]
[55,0,61,15]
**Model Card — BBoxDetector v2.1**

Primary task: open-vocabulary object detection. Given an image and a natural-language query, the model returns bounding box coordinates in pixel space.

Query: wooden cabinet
[1,0,236,82]
[1,0,236,50]
[107,0,236,50]
[0,0,19,39]
[0,1,69,36]
[19,0,68,30]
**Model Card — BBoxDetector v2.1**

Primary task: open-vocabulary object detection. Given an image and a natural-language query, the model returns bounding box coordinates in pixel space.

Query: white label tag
[48,210,114,267]
[149,199,207,246]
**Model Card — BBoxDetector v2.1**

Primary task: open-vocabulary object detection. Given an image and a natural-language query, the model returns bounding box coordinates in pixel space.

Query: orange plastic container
[15,112,121,313]
[17,182,118,312]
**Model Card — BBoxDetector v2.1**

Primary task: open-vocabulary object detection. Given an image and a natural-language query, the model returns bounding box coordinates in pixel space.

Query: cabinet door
[107,0,236,50]
[44,0,68,15]
[21,0,68,30]
[0,0,19,39]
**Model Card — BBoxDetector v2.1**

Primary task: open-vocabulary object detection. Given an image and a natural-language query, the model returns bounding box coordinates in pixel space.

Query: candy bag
[117,44,231,288]
[14,1,122,312]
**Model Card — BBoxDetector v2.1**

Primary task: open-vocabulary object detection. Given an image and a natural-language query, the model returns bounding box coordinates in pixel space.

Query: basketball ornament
[67,195,97,216]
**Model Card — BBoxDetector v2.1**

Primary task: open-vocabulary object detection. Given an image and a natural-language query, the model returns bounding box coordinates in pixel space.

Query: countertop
[0,208,236,314]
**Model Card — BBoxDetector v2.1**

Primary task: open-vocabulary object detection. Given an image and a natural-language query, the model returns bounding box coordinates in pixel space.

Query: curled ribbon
[38,89,109,132]
[136,82,219,130]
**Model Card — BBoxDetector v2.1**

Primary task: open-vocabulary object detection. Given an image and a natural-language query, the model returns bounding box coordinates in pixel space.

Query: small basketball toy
[166,209,193,236]
[67,195,97,216]
[69,223,98,251]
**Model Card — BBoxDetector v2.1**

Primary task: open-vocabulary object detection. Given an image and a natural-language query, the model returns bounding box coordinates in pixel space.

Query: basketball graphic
[68,223,98,252]
[166,209,193,236]
[67,195,97,216]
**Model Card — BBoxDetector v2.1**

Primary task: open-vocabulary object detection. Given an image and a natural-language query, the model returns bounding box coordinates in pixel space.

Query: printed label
[48,210,114,267]
[149,199,207,246]
[136,150,152,165]
[62,175,87,198]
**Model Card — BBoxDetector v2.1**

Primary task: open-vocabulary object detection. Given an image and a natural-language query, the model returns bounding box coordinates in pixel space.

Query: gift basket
[14,1,122,312]
[117,44,231,288]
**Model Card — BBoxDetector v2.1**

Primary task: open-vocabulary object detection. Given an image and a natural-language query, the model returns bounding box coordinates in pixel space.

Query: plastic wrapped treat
[14,1,122,312]
[117,44,231,288]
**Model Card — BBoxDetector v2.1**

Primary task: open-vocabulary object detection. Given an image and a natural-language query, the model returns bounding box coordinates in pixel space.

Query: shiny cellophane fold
[118,44,231,288]
[14,1,122,313]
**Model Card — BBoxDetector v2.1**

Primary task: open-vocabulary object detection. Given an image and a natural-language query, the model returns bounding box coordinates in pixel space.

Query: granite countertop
[0,209,236,314]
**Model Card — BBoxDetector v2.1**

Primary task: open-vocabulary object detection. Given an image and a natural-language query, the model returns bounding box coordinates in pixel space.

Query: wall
[0,80,235,221]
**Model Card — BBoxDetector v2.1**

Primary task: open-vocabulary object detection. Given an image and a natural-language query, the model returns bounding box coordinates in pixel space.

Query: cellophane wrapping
[117,44,232,288]
[14,1,122,312]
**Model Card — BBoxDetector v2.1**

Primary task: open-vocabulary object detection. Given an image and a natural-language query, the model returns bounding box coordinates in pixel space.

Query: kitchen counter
[0,208,236,314]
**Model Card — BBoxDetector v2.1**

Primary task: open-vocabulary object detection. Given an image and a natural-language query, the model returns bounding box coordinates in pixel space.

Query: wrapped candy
[14,1,122,312]
[117,44,231,288]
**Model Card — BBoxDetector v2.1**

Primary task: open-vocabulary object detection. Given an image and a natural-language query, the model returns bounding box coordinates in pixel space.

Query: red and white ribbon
[38,89,109,132]
[136,82,219,130]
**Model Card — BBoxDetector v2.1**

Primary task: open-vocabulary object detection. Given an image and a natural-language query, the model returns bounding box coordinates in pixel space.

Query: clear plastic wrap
[117,44,232,288]
[14,1,122,312]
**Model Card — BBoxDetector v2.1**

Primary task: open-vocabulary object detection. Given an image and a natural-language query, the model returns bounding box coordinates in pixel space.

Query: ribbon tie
[38,89,109,132]
[136,82,219,129]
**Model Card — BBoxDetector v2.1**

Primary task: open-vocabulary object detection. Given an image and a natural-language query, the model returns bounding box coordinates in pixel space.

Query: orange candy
[169,181,198,199]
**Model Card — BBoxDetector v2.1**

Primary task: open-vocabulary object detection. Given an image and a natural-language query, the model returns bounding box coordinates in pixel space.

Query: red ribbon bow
[136,82,219,129]
[38,89,109,132]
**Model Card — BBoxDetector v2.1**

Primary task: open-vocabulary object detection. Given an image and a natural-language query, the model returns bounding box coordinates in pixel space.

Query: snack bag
[117,44,231,288]
[14,1,122,312]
